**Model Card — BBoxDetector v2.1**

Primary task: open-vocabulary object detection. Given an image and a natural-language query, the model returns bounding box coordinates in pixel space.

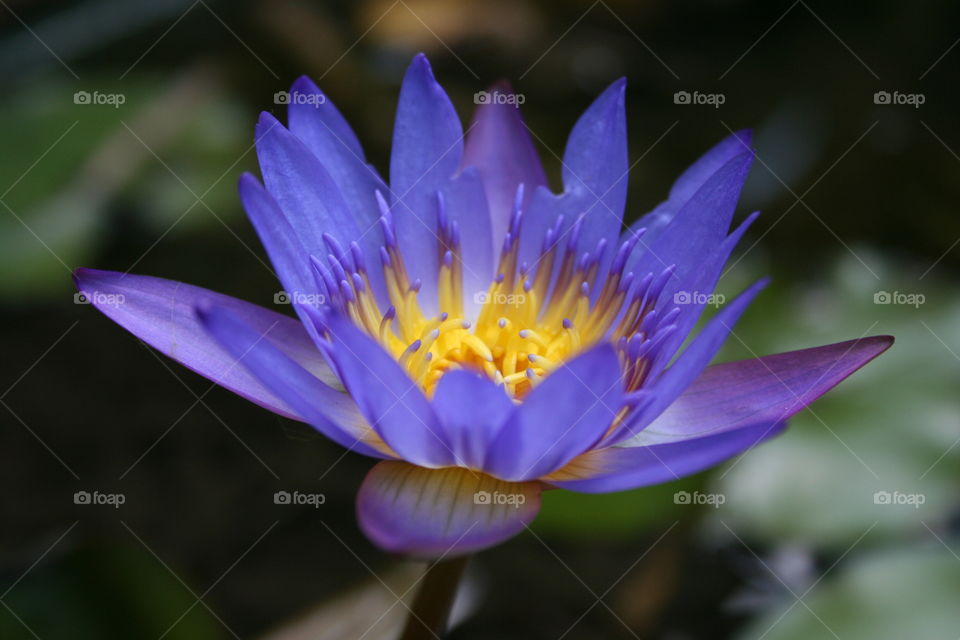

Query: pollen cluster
[314,187,679,400]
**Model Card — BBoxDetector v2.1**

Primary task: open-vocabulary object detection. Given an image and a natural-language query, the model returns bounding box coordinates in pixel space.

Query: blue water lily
[76,54,892,558]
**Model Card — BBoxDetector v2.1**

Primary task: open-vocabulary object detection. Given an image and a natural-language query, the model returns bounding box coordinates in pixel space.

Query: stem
[399,556,470,640]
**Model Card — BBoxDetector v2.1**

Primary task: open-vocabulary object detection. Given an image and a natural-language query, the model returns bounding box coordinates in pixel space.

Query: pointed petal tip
[599,76,627,108]
[237,171,260,193]
[290,74,320,93]
[256,110,282,133]
[488,78,514,94]
[409,52,434,77]
[72,267,90,290]
[864,333,895,352]
[73,267,116,291]
[730,129,755,153]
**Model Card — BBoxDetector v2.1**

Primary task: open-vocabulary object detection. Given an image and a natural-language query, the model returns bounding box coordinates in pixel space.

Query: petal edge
[357,461,541,558]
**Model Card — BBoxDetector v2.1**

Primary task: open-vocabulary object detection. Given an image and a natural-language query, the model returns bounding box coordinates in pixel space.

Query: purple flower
[75,54,892,559]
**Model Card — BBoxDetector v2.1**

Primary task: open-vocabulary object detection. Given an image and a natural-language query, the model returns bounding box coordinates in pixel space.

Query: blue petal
[255,112,381,296]
[484,344,624,481]
[629,336,893,444]
[441,167,494,319]
[431,370,514,470]
[546,421,786,493]
[545,336,892,492]
[606,278,768,443]
[321,312,453,468]
[462,80,547,253]
[287,75,366,157]
[667,129,752,206]
[624,150,754,291]
[389,54,465,312]
[74,269,338,421]
[560,78,628,239]
[517,79,628,283]
[357,461,541,558]
[238,173,316,319]
[629,130,753,243]
[286,76,388,302]
[197,305,392,459]
[648,210,760,377]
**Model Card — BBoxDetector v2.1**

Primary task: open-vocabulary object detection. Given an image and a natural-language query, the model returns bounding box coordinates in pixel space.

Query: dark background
[2,1,959,638]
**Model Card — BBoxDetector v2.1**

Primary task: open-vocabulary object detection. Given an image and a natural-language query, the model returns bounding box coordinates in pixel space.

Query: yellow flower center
[320,190,666,400]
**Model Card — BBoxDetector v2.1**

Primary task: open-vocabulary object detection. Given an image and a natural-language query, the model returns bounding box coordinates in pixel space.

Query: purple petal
[667,129,752,206]
[389,54,464,312]
[545,336,893,492]
[74,269,337,420]
[255,112,384,303]
[628,130,753,243]
[431,370,514,470]
[633,335,894,442]
[462,80,547,252]
[441,167,494,319]
[606,279,768,443]
[238,172,315,310]
[517,79,628,282]
[484,344,624,481]
[322,313,452,468]
[625,150,754,292]
[648,210,760,377]
[357,460,541,558]
[545,420,786,493]
[560,77,628,242]
[198,305,392,459]
[286,75,365,158]
[286,76,388,297]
